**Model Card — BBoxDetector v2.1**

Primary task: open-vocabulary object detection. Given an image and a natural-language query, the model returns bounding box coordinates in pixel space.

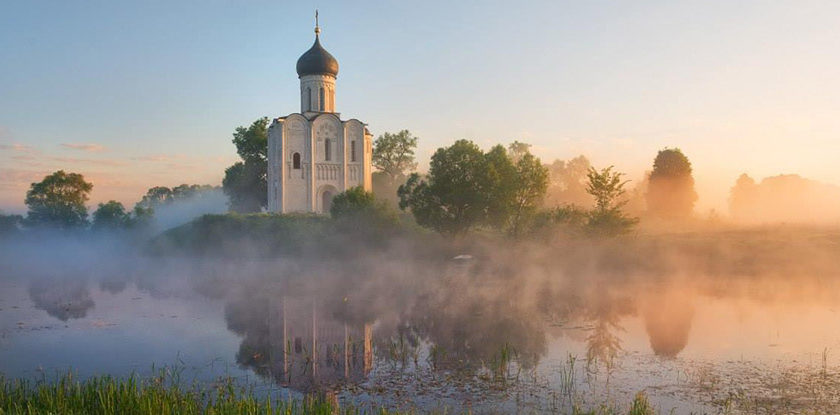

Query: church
[267,16,373,214]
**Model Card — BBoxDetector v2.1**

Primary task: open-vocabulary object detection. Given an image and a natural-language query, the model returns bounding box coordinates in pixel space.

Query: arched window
[350,141,356,162]
[319,87,325,111]
[292,152,301,169]
[324,139,331,161]
[306,88,311,111]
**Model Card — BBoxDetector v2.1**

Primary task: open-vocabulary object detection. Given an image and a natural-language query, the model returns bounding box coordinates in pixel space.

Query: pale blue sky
[2,0,839,213]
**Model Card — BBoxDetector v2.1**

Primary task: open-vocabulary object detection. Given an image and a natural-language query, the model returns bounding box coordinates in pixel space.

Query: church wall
[344,120,366,189]
[312,114,344,213]
[283,115,310,212]
[267,121,282,212]
[300,75,336,113]
[363,129,373,191]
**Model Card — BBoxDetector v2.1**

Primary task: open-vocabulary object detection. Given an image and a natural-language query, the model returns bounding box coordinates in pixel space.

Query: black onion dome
[296,35,339,78]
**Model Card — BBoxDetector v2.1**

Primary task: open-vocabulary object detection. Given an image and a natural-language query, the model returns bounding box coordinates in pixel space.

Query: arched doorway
[317,185,338,214]
[322,190,333,213]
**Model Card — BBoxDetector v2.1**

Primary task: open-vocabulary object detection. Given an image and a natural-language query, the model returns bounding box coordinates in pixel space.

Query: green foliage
[136,186,174,209]
[92,201,153,231]
[628,391,655,415]
[0,371,656,415]
[398,140,491,235]
[147,213,331,258]
[135,184,219,211]
[92,200,131,229]
[508,152,549,236]
[331,187,400,236]
[372,129,419,184]
[398,139,547,236]
[232,117,269,163]
[646,148,697,219]
[529,205,589,238]
[0,372,397,415]
[585,166,638,237]
[24,170,93,228]
[223,117,269,213]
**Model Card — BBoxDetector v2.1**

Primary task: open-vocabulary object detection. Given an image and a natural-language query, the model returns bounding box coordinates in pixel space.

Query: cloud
[0,143,36,153]
[48,156,126,167]
[0,168,47,190]
[131,154,192,163]
[61,143,107,153]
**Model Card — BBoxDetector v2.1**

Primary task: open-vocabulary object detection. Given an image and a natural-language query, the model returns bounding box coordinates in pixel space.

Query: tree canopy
[92,201,131,230]
[646,148,697,219]
[585,166,638,236]
[398,139,548,236]
[25,170,93,228]
[372,130,418,184]
[330,186,398,233]
[135,184,218,210]
[223,117,269,213]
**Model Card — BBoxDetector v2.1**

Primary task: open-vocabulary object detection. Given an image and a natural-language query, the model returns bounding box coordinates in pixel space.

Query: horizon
[2,0,839,215]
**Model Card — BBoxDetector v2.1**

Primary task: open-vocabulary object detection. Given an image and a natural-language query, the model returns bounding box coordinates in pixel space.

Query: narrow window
[294,337,302,353]
[319,87,325,111]
[324,139,331,161]
[306,87,311,111]
[351,141,356,162]
[293,152,301,169]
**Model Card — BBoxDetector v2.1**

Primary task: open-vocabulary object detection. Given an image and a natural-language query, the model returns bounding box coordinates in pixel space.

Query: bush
[330,187,399,234]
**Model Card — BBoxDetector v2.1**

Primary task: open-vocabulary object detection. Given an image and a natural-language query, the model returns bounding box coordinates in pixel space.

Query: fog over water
[3,223,840,412]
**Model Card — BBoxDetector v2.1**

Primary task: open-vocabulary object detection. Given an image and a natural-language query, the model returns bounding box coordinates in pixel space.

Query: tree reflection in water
[28,278,95,321]
[642,286,694,358]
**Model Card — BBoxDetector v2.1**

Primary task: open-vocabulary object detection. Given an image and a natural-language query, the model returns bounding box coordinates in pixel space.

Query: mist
[4,213,840,408]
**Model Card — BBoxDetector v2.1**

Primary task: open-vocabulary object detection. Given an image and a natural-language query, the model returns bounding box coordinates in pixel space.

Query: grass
[0,373,375,415]
[0,371,666,415]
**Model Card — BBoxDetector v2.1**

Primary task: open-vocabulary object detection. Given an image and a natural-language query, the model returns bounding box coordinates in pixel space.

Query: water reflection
[28,279,95,321]
[225,295,372,391]
[642,287,694,358]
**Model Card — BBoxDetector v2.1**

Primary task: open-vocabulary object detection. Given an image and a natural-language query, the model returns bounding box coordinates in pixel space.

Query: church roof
[296,34,339,78]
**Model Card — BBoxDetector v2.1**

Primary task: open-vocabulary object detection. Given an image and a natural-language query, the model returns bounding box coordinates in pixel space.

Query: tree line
[0,172,219,235]
[220,117,698,238]
[2,117,700,239]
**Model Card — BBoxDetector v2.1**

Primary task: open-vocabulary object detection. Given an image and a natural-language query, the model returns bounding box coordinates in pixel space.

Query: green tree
[508,152,549,236]
[399,140,491,235]
[484,144,518,229]
[172,184,215,200]
[399,139,549,236]
[646,148,697,219]
[330,186,398,232]
[223,117,269,212]
[585,166,638,236]
[92,200,131,230]
[135,186,173,210]
[372,130,419,185]
[25,170,93,228]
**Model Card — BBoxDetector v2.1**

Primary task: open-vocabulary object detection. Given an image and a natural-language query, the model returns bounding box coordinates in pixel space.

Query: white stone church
[267,19,373,214]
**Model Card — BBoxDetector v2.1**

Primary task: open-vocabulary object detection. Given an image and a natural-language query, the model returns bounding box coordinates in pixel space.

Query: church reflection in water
[226,295,372,392]
[268,297,372,390]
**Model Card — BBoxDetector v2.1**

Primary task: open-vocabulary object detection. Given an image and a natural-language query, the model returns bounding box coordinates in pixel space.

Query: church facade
[267,20,373,214]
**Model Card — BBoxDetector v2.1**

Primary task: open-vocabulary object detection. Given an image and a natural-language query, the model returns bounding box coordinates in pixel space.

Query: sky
[1,0,839,214]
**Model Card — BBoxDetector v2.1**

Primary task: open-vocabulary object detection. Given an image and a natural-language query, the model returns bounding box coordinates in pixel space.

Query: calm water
[2,245,840,413]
